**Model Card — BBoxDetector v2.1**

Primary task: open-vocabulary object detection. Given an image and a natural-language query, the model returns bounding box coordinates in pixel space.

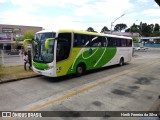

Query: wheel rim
[77,66,83,74]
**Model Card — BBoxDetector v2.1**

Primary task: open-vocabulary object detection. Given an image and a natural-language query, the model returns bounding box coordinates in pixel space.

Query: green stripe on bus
[67,47,116,74]
[33,62,49,70]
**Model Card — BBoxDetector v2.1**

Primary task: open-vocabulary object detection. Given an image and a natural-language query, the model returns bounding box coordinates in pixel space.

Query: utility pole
[110,14,125,34]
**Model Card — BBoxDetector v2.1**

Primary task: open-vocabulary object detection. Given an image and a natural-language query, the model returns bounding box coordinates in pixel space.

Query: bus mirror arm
[45,38,56,50]
[23,39,32,49]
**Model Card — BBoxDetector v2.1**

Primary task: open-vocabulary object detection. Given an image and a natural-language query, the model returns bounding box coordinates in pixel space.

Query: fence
[0,49,24,66]
[133,43,143,47]
[144,44,160,47]
[133,43,160,48]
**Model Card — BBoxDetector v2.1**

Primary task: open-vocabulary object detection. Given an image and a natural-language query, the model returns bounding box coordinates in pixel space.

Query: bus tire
[76,63,85,76]
[119,57,124,66]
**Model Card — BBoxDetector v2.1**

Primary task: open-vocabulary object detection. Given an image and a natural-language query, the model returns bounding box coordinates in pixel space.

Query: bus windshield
[33,32,56,63]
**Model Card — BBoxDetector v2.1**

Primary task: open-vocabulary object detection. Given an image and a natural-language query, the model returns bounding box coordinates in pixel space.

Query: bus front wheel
[76,64,85,76]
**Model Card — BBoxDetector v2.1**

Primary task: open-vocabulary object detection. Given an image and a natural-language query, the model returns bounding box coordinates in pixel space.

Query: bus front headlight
[45,66,54,70]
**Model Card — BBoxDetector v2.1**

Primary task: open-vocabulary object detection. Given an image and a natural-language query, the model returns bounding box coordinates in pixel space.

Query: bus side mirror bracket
[45,38,57,50]
[23,39,33,50]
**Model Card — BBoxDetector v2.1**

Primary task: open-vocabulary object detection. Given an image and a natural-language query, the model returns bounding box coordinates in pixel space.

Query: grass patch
[0,65,38,81]
[0,65,4,77]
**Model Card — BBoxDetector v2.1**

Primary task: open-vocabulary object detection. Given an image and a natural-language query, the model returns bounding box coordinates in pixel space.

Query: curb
[0,75,42,84]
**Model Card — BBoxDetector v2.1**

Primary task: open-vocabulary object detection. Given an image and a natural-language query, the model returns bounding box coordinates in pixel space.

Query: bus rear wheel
[76,64,85,76]
[119,57,124,66]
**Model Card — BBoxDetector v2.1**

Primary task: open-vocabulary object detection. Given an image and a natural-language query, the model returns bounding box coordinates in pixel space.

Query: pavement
[0,54,24,66]
[0,75,41,84]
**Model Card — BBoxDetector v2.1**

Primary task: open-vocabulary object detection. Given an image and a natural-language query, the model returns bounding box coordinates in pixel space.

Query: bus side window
[81,35,86,46]
[56,33,71,62]
[84,35,90,47]
[74,34,81,47]
[121,39,127,47]
[112,38,117,47]
[127,39,132,47]
[97,36,103,47]
[74,34,78,46]
[116,38,121,47]
[107,37,112,47]
[74,34,90,47]
[102,37,107,47]
[90,35,103,47]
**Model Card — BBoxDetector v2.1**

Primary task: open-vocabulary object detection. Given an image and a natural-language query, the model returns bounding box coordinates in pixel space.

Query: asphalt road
[0,48,160,120]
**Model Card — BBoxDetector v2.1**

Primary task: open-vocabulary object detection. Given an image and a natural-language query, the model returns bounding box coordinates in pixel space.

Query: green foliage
[128,22,160,37]
[0,65,3,77]
[151,31,160,37]
[86,27,95,32]
[132,37,139,43]
[101,26,109,33]
[154,23,160,32]
[16,36,24,41]
[24,30,35,39]
[130,23,140,33]
[14,36,24,49]
[141,23,153,36]
[114,23,127,32]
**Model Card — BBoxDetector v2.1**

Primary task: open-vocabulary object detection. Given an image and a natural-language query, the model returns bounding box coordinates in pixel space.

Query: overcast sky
[0,0,160,32]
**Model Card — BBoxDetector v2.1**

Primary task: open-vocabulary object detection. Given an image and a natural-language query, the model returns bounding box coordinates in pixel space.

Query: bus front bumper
[32,66,57,77]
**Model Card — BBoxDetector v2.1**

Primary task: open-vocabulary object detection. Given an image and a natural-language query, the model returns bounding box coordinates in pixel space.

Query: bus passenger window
[74,34,90,47]
[112,38,117,47]
[116,38,121,47]
[121,39,127,47]
[107,37,112,47]
[102,37,107,47]
[127,39,132,47]
[74,34,83,47]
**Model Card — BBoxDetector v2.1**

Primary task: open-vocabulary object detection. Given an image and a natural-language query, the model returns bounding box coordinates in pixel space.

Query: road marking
[6,60,160,120]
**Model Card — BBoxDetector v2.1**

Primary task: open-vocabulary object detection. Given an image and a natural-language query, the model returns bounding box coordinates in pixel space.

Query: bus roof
[36,29,57,34]
[36,29,132,39]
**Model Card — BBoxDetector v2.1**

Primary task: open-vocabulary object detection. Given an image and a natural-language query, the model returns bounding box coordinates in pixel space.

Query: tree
[16,36,24,41]
[155,0,160,6]
[86,27,95,32]
[125,28,130,32]
[101,26,109,33]
[150,23,160,37]
[130,23,139,33]
[132,37,139,43]
[12,35,24,49]
[140,23,153,37]
[23,30,35,40]
[154,23,160,32]
[114,23,127,32]
[15,31,35,49]
[127,22,160,37]
[150,24,154,32]
[151,31,160,37]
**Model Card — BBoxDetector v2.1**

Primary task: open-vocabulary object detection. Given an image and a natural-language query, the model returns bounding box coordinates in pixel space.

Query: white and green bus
[29,29,133,77]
